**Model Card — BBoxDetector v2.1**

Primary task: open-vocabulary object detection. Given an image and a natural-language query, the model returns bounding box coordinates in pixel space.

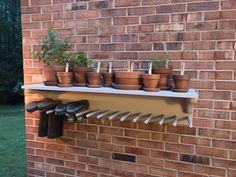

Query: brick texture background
[21,0,236,176]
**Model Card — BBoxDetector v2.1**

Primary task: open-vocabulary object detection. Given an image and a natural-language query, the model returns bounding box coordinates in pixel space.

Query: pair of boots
[25,100,89,139]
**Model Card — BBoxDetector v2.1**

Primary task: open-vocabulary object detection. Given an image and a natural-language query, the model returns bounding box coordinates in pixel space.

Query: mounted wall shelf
[23,84,198,128]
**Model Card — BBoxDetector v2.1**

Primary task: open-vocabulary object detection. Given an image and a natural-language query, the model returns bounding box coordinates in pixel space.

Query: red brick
[212,139,236,149]
[128,7,156,16]
[197,146,228,158]
[21,7,41,14]
[142,15,169,24]
[75,10,99,18]
[151,150,178,160]
[138,140,164,149]
[137,156,164,167]
[201,31,235,40]
[216,81,236,90]
[125,146,149,155]
[31,0,51,6]
[125,129,150,139]
[213,158,236,169]
[166,161,193,172]
[178,171,208,177]
[128,25,155,33]
[42,5,63,13]
[157,4,186,13]
[199,128,230,139]
[187,2,219,12]
[114,17,139,25]
[222,1,236,10]
[100,26,125,35]
[115,0,141,7]
[150,167,177,177]
[166,143,194,153]
[195,165,226,176]
[101,8,126,17]
[142,0,170,5]
[180,136,210,146]
[126,43,152,51]
[112,136,136,146]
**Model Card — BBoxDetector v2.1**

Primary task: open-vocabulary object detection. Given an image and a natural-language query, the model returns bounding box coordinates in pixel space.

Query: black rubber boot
[47,113,64,139]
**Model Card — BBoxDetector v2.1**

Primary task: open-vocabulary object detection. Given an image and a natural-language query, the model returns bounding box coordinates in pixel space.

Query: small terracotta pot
[143,74,160,89]
[172,75,190,90]
[86,72,101,86]
[57,72,73,85]
[43,65,57,82]
[115,71,143,85]
[152,68,172,89]
[102,72,114,87]
[74,67,93,85]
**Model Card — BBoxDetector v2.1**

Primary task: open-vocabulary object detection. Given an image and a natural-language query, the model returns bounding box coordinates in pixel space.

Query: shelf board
[23,84,198,100]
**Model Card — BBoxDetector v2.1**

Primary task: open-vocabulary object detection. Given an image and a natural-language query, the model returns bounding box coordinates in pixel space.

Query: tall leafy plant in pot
[34,28,70,86]
[152,55,172,90]
[71,51,93,86]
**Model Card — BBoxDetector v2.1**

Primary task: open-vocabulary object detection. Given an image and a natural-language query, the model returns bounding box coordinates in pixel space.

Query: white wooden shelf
[23,84,198,128]
[23,84,198,100]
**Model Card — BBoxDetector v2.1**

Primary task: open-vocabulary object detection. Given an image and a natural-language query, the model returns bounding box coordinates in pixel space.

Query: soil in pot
[86,72,101,87]
[172,75,190,92]
[57,72,73,87]
[102,72,114,87]
[43,65,58,86]
[74,67,93,87]
[143,74,160,92]
[115,71,143,85]
[152,68,172,90]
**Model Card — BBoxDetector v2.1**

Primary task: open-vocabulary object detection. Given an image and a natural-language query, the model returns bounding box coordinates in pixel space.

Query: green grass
[0,104,26,177]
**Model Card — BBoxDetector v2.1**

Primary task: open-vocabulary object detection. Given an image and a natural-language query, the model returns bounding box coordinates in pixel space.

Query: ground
[0,104,26,177]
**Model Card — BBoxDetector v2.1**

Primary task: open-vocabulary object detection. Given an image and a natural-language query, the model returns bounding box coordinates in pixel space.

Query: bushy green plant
[34,28,70,65]
[152,55,169,68]
[70,51,93,67]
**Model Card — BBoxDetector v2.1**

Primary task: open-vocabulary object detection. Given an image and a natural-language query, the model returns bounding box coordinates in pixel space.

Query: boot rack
[23,84,198,128]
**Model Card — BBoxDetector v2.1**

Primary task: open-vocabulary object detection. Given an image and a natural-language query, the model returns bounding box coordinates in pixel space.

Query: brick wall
[21,0,236,176]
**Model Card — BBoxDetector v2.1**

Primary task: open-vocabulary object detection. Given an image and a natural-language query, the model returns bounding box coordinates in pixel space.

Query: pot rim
[172,74,190,80]
[143,74,160,79]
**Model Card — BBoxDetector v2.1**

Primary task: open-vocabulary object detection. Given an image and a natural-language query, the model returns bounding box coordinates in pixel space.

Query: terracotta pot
[74,67,93,85]
[115,71,143,85]
[86,72,101,86]
[57,72,73,85]
[102,72,114,87]
[143,74,160,89]
[152,68,172,89]
[43,65,57,82]
[172,75,190,90]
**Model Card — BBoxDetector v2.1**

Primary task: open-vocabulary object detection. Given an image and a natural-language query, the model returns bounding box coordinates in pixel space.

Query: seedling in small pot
[71,51,93,87]
[152,55,172,90]
[142,62,160,92]
[86,61,102,87]
[56,51,74,87]
[172,62,190,92]
[102,62,114,87]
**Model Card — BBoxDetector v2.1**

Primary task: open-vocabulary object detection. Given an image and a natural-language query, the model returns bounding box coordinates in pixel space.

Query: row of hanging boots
[25,100,89,139]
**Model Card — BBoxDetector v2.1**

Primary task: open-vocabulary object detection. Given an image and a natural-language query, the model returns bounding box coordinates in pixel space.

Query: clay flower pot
[152,68,172,90]
[86,72,101,87]
[43,65,57,86]
[74,67,93,86]
[102,72,114,87]
[57,72,73,87]
[115,71,143,85]
[172,75,190,92]
[143,74,160,92]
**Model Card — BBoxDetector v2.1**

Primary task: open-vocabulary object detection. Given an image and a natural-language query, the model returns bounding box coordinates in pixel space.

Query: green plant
[71,51,93,67]
[152,55,169,68]
[34,28,70,65]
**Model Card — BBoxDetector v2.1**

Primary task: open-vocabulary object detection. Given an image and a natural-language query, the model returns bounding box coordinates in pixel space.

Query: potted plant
[143,62,160,92]
[34,28,70,86]
[56,51,74,87]
[114,61,143,90]
[172,62,190,92]
[152,55,172,90]
[86,61,102,87]
[71,51,93,86]
[102,62,114,87]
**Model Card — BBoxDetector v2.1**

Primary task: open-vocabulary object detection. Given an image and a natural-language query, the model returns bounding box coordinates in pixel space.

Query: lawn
[0,104,26,177]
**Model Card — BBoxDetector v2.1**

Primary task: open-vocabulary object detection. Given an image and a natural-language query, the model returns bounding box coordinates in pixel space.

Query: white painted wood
[23,84,198,99]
